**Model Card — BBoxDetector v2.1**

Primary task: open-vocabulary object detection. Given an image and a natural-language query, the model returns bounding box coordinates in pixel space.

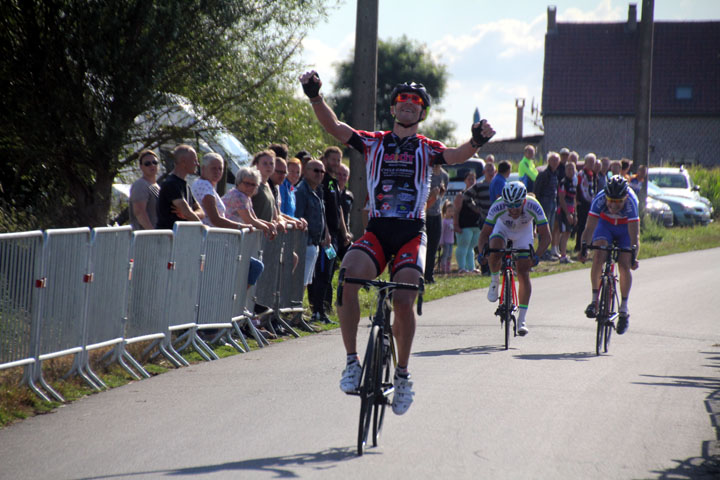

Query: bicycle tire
[596,277,610,355]
[357,324,379,456]
[372,331,391,446]
[604,278,616,353]
[504,269,513,350]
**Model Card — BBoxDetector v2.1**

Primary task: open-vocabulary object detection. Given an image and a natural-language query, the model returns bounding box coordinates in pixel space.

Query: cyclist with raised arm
[299,70,495,415]
[479,182,551,335]
[578,175,640,334]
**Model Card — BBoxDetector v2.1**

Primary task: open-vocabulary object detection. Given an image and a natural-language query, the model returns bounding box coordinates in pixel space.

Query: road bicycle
[336,268,423,456]
[582,242,636,355]
[486,242,532,350]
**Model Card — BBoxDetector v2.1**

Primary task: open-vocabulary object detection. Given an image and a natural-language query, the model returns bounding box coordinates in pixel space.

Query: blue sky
[300,0,720,143]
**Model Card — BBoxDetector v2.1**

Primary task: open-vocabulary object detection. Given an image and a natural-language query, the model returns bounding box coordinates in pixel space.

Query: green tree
[222,83,340,160]
[0,0,334,229]
[331,35,455,143]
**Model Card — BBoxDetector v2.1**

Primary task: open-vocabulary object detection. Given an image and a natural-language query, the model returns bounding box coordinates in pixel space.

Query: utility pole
[348,0,378,238]
[633,0,654,217]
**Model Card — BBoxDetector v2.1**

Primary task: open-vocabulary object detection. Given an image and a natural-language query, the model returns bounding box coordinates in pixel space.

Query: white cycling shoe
[487,281,499,302]
[340,361,362,393]
[391,373,414,415]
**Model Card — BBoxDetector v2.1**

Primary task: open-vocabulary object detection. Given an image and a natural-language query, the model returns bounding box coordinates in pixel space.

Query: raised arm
[300,70,354,144]
[443,120,496,165]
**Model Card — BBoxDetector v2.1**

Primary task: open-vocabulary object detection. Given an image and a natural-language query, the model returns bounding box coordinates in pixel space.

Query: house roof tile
[542,21,720,116]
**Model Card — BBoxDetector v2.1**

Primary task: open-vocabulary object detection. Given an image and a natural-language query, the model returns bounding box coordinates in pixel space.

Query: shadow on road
[414,345,508,357]
[77,447,358,479]
[513,352,596,361]
[641,350,720,479]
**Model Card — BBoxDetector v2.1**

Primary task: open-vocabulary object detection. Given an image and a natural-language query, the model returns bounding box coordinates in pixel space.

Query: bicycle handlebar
[336,269,424,315]
[582,243,637,264]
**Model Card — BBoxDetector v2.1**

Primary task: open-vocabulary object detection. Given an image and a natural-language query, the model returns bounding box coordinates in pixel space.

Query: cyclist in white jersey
[300,70,495,415]
[478,181,551,335]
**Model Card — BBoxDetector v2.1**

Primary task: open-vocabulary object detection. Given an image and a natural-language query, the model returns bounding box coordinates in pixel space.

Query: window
[675,86,692,100]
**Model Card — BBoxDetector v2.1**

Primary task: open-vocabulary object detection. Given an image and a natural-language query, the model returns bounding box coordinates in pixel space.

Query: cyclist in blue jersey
[479,182,551,335]
[578,175,640,334]
[300,70,495,415]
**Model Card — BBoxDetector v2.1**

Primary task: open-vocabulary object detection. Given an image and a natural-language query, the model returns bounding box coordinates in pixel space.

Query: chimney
[626,4,637,33]
[515,98,525,139]
[547,5,557,34]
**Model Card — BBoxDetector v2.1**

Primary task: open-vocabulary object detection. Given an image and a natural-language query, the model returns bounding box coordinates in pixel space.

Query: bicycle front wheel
[372,331,392,446]
[358,324,380,456]
[596,277,610,355]
[503,269,513,350]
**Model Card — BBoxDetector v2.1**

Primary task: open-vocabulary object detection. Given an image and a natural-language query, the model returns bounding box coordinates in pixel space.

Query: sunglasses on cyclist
[395,93,424,106]
[143,160,159,166]
[505,201,524,209]
[606,196,626,205]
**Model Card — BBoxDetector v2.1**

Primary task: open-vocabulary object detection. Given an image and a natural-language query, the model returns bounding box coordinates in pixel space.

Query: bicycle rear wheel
[357,325,380,456]
[503,270,513,350]
[372,331,391,446]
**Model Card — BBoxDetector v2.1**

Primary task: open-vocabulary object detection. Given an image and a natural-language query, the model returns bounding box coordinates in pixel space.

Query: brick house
[542,4,720,167]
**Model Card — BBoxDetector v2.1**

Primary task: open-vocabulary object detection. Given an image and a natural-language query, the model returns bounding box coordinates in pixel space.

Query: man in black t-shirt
[156,145,203,229]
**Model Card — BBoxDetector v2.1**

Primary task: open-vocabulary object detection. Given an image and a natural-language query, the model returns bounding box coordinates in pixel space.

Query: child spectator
[440,200,455,274]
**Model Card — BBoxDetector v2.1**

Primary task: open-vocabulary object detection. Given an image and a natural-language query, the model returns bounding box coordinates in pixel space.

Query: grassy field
[2,220,719,428]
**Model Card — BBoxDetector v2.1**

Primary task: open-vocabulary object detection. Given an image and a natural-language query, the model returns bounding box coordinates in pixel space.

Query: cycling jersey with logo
[347,129,446,220]
[484,196,548,231]
[557,175,577,213]
[588,189,639,225]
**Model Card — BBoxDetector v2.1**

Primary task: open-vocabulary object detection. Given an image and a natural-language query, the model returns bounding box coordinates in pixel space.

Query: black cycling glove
[471,122,491,148]
[302,74,321,98]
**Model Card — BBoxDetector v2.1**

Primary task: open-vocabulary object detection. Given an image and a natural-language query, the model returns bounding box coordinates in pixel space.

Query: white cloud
[561,0,624,22]
[432,14,546,65]
[300,33,354,90]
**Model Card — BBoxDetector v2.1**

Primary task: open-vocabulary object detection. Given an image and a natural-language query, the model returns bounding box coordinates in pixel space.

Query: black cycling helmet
[605,175,629,199]
[390,82,431,109]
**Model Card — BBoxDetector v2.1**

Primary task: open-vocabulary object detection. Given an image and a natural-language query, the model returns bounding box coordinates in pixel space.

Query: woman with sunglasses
[129,149,160,230]
[578,175,640,335]
[479,181,551,336]
[300,69,496,416]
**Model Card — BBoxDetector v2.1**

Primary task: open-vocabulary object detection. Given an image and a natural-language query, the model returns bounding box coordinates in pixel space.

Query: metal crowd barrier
[255,228,299,338]
[81,226,133,388]
[231,229,268,347]
[0,224,309,401]
[0,231,46,400]
[155,222,205,365]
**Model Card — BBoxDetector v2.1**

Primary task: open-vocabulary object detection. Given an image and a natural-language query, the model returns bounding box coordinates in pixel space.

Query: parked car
[445,158,485,200]
[644,194,674,227]
[647,181,711,226]
[648,167,713,216]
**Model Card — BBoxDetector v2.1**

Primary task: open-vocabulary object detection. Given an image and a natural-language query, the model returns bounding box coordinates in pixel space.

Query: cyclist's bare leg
[337,250,377,356]
[516,258,533,305]
[590,239,608,291]
[617,251,633,299]
[391,266,421,368]
[488,236,505,272]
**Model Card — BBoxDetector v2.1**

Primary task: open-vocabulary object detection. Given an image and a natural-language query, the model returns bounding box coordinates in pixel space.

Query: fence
[0,223,308,402]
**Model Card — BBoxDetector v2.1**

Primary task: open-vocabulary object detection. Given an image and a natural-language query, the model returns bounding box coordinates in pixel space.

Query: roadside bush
[688,166,720,218]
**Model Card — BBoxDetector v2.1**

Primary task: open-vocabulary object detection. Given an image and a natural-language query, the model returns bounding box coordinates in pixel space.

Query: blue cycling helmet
[605,175,629,199]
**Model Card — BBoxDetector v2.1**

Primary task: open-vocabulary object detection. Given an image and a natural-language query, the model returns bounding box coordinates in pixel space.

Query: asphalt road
[1,248,719,480]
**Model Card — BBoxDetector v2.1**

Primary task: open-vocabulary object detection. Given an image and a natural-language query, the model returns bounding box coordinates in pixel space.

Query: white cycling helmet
[501,181,527,207]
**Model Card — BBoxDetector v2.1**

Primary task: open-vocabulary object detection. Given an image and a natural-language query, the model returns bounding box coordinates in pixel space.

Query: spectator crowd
[406,146,643,276]
[127,141,644,311]
[128,142,354,336]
